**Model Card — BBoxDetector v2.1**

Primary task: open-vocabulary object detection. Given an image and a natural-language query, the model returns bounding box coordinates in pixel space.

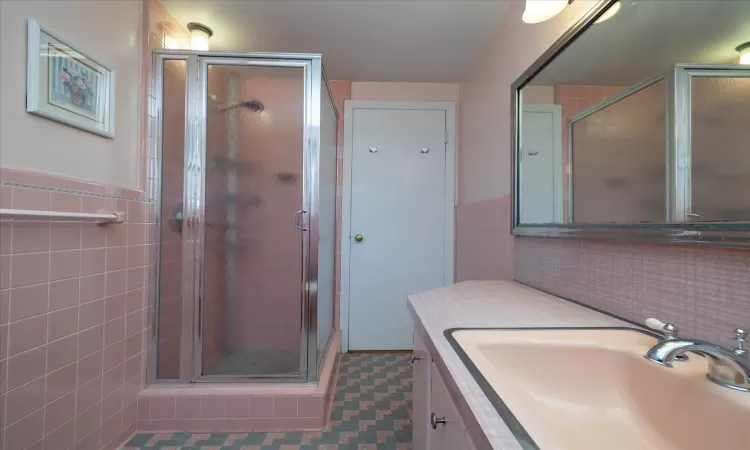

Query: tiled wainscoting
[455,196,514,282]
[0,171,152,450]
[515,237,750,348]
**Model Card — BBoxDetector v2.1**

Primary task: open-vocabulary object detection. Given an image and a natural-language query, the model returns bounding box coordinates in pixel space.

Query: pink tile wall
[144,0,192,380]
[515,238,750,349]
[135,394,325,432]
[455,196,514,282]
[223,74,305,353]
[0,180,150,450]
[135,332,341,432]
[154,59,187,379]
[201,68,230,373]
[328,80,351,331]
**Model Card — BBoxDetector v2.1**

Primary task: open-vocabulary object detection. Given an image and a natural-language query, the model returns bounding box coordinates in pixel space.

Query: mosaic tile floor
[123,353,413,449]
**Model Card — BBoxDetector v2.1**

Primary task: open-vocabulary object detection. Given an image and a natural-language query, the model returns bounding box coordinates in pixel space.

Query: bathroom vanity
[408,281,750,450]
[408,280,627,449]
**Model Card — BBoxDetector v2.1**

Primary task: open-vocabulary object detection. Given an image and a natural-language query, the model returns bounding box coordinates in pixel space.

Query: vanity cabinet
[413,332,432,450]
[413,332,476,450]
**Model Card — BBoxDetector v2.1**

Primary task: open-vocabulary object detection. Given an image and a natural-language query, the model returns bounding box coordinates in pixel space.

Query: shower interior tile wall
[515,237,750,349]
[0,179,151,450]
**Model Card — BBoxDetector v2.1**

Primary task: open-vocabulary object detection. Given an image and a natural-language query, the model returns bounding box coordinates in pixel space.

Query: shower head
[216,99,265,112]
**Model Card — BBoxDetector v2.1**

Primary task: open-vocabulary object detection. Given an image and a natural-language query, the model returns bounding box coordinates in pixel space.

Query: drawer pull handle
[411,354,422,363]
[431,412,447,429]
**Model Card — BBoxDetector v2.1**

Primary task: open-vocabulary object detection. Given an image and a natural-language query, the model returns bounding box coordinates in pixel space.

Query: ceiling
[162,0,510,82]
[530,0,750,86]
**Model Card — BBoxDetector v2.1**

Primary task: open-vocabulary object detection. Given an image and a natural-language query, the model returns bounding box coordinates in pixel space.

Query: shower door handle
[294,210,307,231]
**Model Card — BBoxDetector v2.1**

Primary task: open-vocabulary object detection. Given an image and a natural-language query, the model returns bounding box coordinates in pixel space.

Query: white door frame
[340,100,456,352]
[521,104,564,222]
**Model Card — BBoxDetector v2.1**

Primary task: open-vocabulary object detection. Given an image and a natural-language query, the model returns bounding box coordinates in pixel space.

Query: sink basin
[447,328,750,450]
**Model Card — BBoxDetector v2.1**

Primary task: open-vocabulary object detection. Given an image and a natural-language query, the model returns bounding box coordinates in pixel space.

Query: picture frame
[26,19,115,138]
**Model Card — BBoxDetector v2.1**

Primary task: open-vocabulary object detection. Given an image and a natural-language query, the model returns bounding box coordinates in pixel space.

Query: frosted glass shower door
[200,62,307,378]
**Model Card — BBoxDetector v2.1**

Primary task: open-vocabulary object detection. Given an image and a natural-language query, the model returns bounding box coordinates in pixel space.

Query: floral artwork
[26,20,115,138]
[48,43,100,120]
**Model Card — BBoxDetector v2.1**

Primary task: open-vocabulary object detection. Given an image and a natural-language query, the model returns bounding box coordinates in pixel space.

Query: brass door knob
[354,234,364,242]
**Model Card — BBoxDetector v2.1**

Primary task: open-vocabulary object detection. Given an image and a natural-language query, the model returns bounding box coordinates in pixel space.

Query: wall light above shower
[187,22,213,51]
[738,42,750,64]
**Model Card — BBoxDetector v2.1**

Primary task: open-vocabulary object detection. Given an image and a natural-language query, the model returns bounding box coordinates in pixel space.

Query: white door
[520,105,563,223]
[348,108,448,351]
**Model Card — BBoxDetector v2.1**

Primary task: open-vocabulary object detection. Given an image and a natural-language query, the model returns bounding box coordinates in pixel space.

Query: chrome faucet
[644,320,750,392]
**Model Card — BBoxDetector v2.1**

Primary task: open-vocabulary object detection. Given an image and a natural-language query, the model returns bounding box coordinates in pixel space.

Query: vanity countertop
[407,280,632,450]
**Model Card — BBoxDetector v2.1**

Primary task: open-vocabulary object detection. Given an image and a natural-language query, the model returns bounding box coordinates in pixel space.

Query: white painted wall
[0,0,143,188]
[458,1,597,204]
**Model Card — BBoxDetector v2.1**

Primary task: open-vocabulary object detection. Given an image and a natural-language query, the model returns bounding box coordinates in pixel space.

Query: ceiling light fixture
[522,0,569,24]
[595,1,621,24]
[737,42,750,65]
[187,23,213,51]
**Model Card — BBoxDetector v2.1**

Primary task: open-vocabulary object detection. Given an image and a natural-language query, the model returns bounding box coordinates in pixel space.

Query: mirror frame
[510,0,750,248]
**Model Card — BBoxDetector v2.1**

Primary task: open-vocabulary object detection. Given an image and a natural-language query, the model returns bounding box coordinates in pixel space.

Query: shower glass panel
[156,58,186,379]
[316,82,337,368]
[690,76,750,222]
[152,51,336,384]
[201,64,305,377]
[570,79,666,223]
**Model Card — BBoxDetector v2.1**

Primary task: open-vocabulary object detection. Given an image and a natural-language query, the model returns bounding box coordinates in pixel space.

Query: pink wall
[351,82,459,102]
[154,60,187,379]
[455,196,514,282]
[0,1,144,189]
[0,1,149,449]
[229,74,305,353]
[0,171,150,450]
[329,80,352,332]
[457,1,750,344]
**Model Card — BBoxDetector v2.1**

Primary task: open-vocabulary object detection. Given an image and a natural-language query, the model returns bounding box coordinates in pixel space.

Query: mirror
[512,0,750,245]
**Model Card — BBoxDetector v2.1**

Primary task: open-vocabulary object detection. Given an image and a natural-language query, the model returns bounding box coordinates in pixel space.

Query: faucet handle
[734,328,747,358]
[645,318,679,340]
[662,323,679,339]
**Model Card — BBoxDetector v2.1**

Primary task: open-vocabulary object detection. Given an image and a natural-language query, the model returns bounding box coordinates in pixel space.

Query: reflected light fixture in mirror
[188,23,213,51]
[595,1,621,23]
[523,0,569,24]
[738,42,750,64]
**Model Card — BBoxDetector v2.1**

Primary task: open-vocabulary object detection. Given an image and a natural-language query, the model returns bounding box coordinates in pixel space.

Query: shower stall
[568,64,750,224]
[150,51,338,383]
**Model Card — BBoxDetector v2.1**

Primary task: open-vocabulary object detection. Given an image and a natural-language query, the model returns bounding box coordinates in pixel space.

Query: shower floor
[204,348,301,376]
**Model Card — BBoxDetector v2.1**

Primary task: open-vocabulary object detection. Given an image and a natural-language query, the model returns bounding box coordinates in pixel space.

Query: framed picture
[26,20,115,138]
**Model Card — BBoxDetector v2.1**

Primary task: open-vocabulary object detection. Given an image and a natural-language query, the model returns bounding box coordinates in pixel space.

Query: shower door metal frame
[149,50,325,385]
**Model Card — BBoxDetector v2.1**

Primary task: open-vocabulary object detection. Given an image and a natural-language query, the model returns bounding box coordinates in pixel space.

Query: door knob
[354,234,364,242]
[430,413,447,429]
